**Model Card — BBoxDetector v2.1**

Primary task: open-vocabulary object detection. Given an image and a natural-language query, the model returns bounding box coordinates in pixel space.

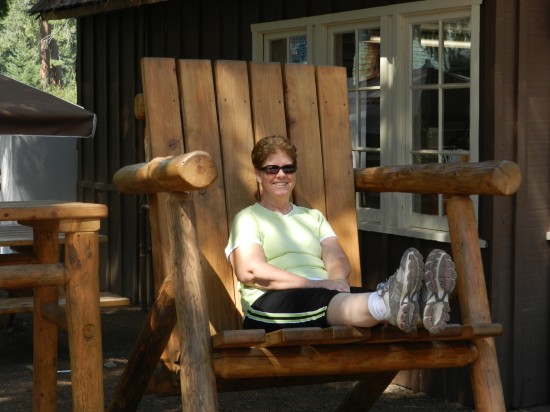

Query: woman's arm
[229,242,317,290]
[229,239,351,293]
[320,236,351,292]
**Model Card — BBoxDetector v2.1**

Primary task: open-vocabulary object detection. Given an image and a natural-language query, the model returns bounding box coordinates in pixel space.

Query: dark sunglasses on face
[258,164,298,175]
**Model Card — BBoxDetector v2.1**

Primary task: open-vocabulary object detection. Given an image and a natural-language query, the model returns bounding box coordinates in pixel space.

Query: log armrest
[355,160,521,196]
[113,151,217,194]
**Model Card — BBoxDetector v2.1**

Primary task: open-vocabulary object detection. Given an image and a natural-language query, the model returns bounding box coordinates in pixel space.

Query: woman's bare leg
[327,248,424,332]
[326,292,380,327]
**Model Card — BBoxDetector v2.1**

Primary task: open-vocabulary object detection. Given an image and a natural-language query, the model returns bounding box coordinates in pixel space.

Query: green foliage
[0,0,9,19]
[0,0,77,103]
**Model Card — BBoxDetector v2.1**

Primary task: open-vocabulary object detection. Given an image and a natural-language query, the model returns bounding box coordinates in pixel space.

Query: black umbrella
[0,74,96,138]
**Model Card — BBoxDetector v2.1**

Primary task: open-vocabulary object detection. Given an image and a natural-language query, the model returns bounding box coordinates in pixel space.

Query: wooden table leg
[64,229,104,411]
[33,228,60,411]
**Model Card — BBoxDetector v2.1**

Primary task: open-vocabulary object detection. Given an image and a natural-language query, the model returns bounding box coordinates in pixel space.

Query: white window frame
[251,0,482,244]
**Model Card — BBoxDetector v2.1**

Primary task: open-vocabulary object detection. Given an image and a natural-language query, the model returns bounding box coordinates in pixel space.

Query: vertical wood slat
[79,17,96,202]
[214,60,257,227]
[142,58,218,410]
[315,65,362,287]
[248,62,288,205]
[140,58,184,383]
[177,59,241,331]
[95,14,109,186]
[141,57,185,290]
[283,63,327,215]
[248,61,287,140]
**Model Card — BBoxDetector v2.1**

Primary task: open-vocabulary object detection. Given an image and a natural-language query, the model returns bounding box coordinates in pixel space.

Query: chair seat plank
[461,323,503,338]
[358,323,502,345]
[258,327,325,348]
[211,329,266,349]
[321,325,372,344]
[210,322,502,350]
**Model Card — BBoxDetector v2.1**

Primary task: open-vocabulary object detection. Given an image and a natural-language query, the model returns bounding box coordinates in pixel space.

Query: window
[267,34,308,64]
[252,0,481,242]
[332,27,382,217]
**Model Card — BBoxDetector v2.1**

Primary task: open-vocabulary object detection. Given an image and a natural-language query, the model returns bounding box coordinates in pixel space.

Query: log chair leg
[32,228,60,411]
[64,230,104,411]
[108,280,177,412]
[150,192,182,386]
[335,372,398,412]
[168,193,218,411]
[446,196,506,412]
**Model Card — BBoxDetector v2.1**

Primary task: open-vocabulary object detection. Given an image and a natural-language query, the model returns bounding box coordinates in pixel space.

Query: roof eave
[30,0,169,21]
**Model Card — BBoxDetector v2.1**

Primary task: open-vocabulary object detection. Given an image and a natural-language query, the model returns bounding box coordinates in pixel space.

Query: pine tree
[0,0,76,103]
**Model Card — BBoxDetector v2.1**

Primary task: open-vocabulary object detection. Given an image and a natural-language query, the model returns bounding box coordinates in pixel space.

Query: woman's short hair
[251,136,297,169]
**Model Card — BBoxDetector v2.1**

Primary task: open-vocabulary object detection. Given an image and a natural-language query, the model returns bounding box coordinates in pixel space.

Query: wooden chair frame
[110,58,521,411]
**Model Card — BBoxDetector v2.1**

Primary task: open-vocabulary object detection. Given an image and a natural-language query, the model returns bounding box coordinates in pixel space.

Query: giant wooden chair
[110,58,521,411]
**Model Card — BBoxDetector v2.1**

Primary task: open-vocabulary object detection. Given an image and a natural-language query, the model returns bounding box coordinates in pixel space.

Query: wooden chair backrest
[141,58,361,332]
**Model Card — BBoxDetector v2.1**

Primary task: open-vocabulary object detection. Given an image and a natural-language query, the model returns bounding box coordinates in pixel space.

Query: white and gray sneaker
[420,249,457,334]
[376,248,424,333]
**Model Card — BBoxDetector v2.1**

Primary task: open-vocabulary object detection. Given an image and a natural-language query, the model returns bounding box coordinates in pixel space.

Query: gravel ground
[0,306,541,411]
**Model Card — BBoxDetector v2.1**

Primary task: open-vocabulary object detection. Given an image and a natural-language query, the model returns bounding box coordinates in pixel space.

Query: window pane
[269,38,288,63]
[289,35,307,63]
[335,28,381,210]
[333,32,355,79]
[412,23,439,85]
[349,89,358,150]
[443,88,470,155]
[443,19,471,83]
[412,89,438,151]
[269,35,307,63]
[364,89,380,148]
[356,29,380,87]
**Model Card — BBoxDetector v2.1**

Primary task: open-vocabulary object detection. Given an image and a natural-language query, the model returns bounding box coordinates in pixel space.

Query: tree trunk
[39,20,62,88]
[39,20,50,88]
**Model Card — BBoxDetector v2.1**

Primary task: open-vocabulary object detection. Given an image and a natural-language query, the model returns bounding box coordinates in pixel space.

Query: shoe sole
[422,250,457,333]
[395,248,423,333]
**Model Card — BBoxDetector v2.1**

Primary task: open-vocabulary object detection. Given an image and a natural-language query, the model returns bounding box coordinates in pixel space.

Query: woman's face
[256,151,296,201]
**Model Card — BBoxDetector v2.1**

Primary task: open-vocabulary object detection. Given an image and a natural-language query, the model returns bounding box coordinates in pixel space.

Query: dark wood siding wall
[513,1,549,405]
[78,11,144,301]
[74,0,549,408]
[482,0,550,408]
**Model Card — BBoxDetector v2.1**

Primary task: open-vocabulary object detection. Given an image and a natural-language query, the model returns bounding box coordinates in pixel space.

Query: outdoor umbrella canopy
[0,74,96,138]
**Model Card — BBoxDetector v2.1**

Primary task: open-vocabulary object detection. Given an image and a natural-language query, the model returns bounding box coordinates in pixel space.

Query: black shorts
[242,288,340,333]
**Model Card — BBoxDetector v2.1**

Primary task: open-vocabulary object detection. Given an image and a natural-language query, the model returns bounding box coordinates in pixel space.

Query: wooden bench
[110,59,521,411]
[0,201,107,411]
[0,223,129,315]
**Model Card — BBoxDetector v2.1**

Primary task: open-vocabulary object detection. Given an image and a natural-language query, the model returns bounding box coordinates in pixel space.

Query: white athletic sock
[368,292,387,321]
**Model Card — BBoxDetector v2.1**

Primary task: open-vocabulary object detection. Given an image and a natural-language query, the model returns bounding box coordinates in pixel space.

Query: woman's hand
[314,278,350,293]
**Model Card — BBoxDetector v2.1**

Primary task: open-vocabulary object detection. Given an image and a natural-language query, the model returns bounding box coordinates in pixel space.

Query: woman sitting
[225,135,456,334]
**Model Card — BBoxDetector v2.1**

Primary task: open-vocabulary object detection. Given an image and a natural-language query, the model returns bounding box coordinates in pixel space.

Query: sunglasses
[258,164,298,175]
